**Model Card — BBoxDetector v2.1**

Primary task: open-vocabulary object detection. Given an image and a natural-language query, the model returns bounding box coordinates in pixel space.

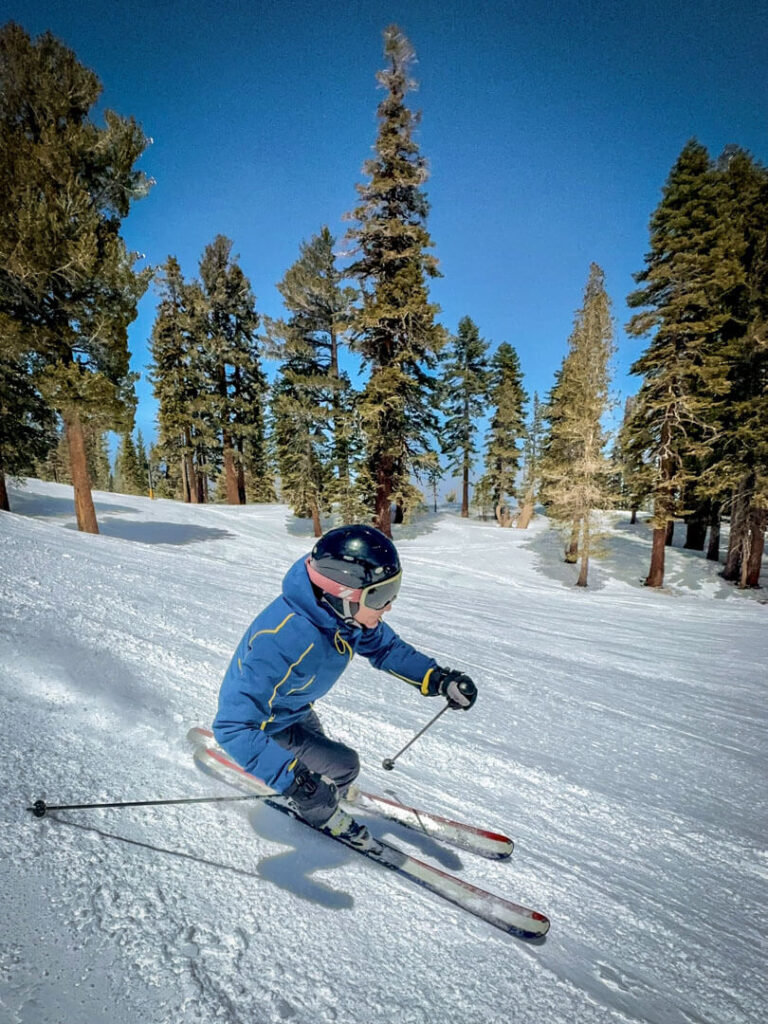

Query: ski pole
[26,793,271,818]
[382,701,452,771]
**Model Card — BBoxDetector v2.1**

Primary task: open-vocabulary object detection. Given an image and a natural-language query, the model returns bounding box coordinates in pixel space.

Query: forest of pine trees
[1,21,766,589]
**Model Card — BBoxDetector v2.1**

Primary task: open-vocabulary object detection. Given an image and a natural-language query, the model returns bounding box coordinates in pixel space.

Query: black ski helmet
[306,524,402,622]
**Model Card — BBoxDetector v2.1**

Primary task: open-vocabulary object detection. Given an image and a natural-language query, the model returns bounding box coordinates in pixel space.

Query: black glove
[283,764,339,826]
[424,667,478,710]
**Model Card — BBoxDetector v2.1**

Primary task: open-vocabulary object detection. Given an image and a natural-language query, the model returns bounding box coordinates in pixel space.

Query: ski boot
[321,807,383,853]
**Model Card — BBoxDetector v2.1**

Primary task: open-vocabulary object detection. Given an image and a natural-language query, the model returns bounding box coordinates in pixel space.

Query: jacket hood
[282,555,357,637]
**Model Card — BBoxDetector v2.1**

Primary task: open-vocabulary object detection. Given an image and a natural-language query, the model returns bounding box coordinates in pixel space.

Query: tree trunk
[576,518,590,587]
[374,458,393,537]
[516,489,534,529]
[743,507,766,588]
[564,520,579,563]
[236,440,247,504]
[645,525,666,587]
[461,462,469,518]
[495,503,512,528]
[706,506,721,562]
[630,508,637,525]
[183,429,198,504]
[0,469,9,512]
[665,519,675,546]
[63,410,99,534]
[684,515,707,550]
[222,441,240,504]
[180,456,189,502]
[311,500,322,538]
[722,475,752,581]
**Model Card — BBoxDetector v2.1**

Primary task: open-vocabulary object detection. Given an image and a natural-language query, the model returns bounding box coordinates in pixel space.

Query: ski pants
[271,709,360,793]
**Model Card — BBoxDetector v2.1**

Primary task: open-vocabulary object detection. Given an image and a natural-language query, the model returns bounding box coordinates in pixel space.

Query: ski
[187,726,513,860]
[186,727,549,941]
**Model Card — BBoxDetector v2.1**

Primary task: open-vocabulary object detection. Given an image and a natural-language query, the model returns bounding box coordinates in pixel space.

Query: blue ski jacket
[213,555,437,792]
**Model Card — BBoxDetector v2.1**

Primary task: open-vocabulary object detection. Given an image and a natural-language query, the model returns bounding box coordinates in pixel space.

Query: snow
[1,478,766,1024]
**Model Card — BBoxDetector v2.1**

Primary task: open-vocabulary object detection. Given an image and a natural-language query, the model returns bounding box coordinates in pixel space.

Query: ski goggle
[306,559,402,609]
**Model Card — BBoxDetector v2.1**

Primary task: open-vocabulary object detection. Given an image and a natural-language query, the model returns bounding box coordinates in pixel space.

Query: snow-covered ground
[1,478,766,1024]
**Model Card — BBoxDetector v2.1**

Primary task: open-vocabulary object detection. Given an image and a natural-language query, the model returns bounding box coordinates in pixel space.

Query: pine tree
[0,24,152,532]
[626,140,739,586]
[440,317,490,517]
[470,473,494,520]
[198,236,266,504]
[540,263,615,586]
[703,148,768,585]
[149,257,207,502]
[148,440,178,499]
[265,228,358,521]
[0,352,56,510]
[271,361,331,535]
[517,392,543,529]
[85,427,112,492]
[344,25,444,535]
[114,432,145,495]
[35,427,70,485]
[612,395,652,524]
[481,342,527,526]
[415,449,443,514]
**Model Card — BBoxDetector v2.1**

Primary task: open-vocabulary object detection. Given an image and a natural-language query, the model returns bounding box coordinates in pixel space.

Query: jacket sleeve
[355,621,438,693]
[213,628,312,792]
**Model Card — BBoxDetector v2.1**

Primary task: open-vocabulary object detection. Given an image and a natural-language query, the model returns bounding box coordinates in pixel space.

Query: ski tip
[510,914,550,941]
[491,841,514,859]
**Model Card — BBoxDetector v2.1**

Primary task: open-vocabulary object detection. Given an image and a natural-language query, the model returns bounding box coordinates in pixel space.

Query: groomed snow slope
[1,479,766,1024]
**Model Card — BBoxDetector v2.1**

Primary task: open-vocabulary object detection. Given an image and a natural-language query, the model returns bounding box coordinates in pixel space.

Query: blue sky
[5,0,767,445]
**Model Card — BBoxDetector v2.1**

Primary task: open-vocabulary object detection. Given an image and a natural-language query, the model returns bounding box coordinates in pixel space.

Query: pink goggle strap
[305,558,363,601]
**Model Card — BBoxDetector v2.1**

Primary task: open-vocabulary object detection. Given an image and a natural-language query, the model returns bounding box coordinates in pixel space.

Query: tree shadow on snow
[84,518,235,546]
[605,515,766,597]
[519,524,612,592]
[524,513,767,598]
[8,491,138,519]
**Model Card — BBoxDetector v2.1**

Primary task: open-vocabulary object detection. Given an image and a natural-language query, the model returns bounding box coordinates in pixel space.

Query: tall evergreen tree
[415,449,442,514]
[114,431,145,495]
[345,25,444,535]
[35,426,71,485]
[517,392,543,529]
[85,426,112,492]
[149,257,206,502]
[612,395,652,524]
[626,140,740,586]
[440,316,490,517]
[0,24,152,532]
[540,263,614,586]
[704,148,768,585]
[480,341,527,525]
[271,358,331,535]
[199,235,266,504]
[265,228,359,521]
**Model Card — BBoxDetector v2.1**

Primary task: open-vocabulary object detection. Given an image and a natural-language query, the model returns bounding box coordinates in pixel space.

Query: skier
[213,524,477,848]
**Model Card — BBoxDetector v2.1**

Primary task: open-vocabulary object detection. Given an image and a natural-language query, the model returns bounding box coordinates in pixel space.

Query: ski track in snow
[1,479,767,1024]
